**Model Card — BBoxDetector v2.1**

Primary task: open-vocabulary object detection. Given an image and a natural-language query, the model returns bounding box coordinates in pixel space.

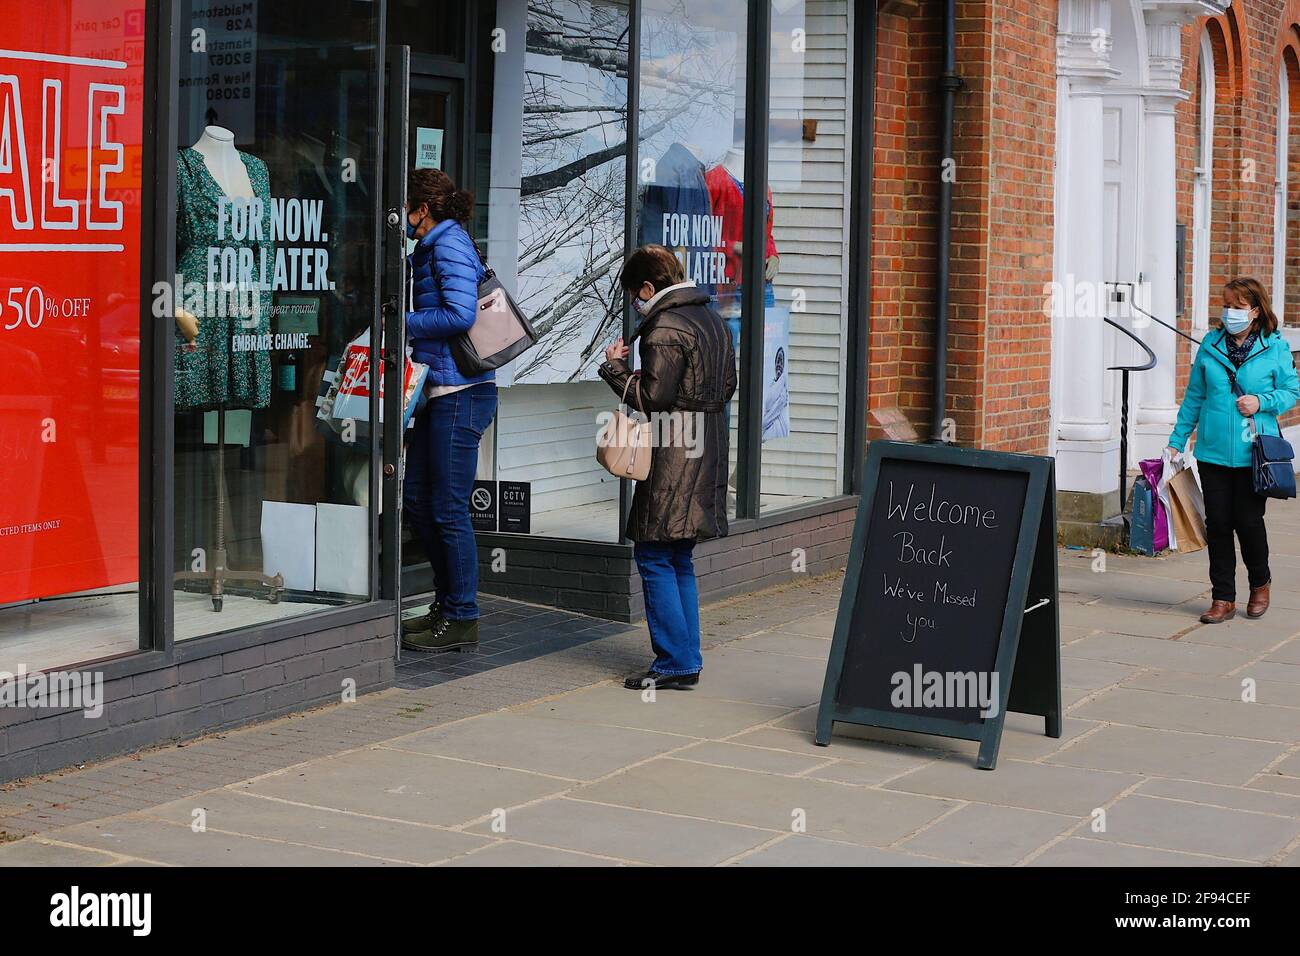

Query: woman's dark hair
[618,244,685,293]
[1223,277,1280,336]
[408,168,474,225]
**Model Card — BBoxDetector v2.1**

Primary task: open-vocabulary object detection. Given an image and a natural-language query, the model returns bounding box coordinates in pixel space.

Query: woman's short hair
[1224,277,1280,336]
[408,168,474,225]
[618,244,685,293]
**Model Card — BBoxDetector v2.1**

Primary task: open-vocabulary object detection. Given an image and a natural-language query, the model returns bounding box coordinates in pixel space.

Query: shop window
[481,0,632,542]
[759,0,850,512]
[0,2,146,672]
[637,0,751,520]
[170,1,382,637]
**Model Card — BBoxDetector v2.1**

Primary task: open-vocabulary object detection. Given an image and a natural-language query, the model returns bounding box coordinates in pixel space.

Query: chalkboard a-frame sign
[815,441,1061,770]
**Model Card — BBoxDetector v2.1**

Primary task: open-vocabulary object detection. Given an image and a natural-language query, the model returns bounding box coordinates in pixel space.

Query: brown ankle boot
[1200,600,1236,624]
[1247,584,1271,619]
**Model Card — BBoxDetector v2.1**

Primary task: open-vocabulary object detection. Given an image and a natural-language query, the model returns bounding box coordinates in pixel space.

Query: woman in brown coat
[600,245,737,690]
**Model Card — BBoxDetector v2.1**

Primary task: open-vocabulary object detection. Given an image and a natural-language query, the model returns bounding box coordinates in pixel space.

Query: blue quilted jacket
[407,218,492,387]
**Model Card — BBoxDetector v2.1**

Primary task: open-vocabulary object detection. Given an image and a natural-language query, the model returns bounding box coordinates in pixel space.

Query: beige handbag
[596,375,653,481]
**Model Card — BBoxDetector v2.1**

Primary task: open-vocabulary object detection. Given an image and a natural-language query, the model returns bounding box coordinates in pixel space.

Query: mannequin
[174,127,255,341]
[705,146,781,288]
[171,125,282,610]
[190,126,254,198]
[721,146,744,182]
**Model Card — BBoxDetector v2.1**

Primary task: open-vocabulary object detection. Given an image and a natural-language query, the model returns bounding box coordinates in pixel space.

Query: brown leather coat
[599,286,738,543]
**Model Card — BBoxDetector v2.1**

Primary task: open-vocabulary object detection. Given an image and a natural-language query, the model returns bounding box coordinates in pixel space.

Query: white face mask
[1221,307,1252,334]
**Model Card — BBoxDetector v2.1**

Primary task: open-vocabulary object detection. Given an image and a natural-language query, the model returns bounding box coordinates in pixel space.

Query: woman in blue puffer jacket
[401,168,495,653]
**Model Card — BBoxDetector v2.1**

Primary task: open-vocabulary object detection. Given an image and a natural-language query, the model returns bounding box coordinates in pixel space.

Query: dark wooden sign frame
[814,441,1061,770]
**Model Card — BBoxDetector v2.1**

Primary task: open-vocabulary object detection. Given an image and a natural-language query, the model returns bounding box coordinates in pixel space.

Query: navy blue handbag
[1229,372,1296,499]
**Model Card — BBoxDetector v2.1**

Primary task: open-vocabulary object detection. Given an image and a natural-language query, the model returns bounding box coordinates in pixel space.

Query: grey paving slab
[1060,624,1099,646]
[1092,794,1300,862]
[731,632,832,659]
[671,740,833,776]
[679,646,825,709]
[885,757,1140,815]
[140,789,489,864]
[1045,725,1287,786]
[733,835,959,866]
[1060,603,1190,639]
[1063,633,1254,675]
[510,684,792,739]
[1028,837,1246,867]
[1266,640,1300,665]
[1181,617,1300,649]
[438,841,623,867]
[805,760,930,787]
[1061,657,1141,691]
[467,796,771,866]
[1249,662,1300,685]
[237,747,570,828]
[0,838,121,867]
[726,727,943,779]
[1071,687,1300,742]
[1062,687,1092,709]
[899,803,1077,865]
[1123,670,1300,708]
[1137,777,1300,817]
[1245,775,1300,796]
[1058,569,1210,606]
[379,713,685,781]
[1271,751,1300,776]
[50,816,408,866]
[770,612,837,639]
[1083,554,1210,583]
[575,757,956,846]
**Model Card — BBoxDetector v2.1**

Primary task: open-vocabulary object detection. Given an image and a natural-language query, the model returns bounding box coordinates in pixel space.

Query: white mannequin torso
[191,126,253,199]
[721,147,744,182]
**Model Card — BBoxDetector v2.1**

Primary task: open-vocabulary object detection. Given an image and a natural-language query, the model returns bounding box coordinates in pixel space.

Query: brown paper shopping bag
[1166,465,1208,554]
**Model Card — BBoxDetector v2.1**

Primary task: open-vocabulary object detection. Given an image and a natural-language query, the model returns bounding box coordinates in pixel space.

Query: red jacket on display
[704,164,778,289]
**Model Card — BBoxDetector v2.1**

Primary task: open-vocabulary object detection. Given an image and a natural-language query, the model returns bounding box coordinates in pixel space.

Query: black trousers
[1197,461,1271,602]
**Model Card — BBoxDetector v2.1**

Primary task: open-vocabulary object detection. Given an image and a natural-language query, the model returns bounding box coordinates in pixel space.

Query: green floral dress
[174,148,275,410]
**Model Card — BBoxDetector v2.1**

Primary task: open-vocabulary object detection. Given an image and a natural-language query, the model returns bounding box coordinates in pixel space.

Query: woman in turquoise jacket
[1167,277,1299,624]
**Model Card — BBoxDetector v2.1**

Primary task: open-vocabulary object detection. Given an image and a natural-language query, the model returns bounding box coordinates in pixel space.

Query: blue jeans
[634,541,702,675]
[403,382,497,620]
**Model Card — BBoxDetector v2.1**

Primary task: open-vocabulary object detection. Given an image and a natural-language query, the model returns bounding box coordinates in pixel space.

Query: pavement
[1,499,1298,866]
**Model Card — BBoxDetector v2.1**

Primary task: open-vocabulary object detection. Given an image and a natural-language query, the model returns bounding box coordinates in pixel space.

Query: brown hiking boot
[1199,600,1236,624]
[1247,584,1271,619]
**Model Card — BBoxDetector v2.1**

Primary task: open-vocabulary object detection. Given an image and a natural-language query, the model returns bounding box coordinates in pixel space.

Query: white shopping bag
[1158,450,1180,551]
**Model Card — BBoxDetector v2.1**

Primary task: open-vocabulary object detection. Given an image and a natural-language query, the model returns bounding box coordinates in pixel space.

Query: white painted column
[1056,82,1120,496]
[1133,93,1180,459]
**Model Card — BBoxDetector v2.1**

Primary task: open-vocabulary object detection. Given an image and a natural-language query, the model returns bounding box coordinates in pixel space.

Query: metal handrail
[1102,312,1157,511]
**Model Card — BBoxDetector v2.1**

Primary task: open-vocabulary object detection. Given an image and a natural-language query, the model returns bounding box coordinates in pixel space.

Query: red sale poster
[0,1,145,603]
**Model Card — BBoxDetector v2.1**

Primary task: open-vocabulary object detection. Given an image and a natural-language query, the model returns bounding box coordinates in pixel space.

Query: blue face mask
[407,210,429,241]
[1221,307,1252,335]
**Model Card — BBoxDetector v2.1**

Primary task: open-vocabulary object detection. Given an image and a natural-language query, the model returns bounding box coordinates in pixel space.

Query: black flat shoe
[622,669,700,690]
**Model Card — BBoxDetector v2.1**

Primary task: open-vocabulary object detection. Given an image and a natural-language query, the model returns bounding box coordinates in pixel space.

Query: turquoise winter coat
[1169,329,1300,468]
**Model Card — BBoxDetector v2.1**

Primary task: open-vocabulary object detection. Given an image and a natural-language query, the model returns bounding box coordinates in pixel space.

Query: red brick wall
[980,0,1056,451]
[869,0,1054,454]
